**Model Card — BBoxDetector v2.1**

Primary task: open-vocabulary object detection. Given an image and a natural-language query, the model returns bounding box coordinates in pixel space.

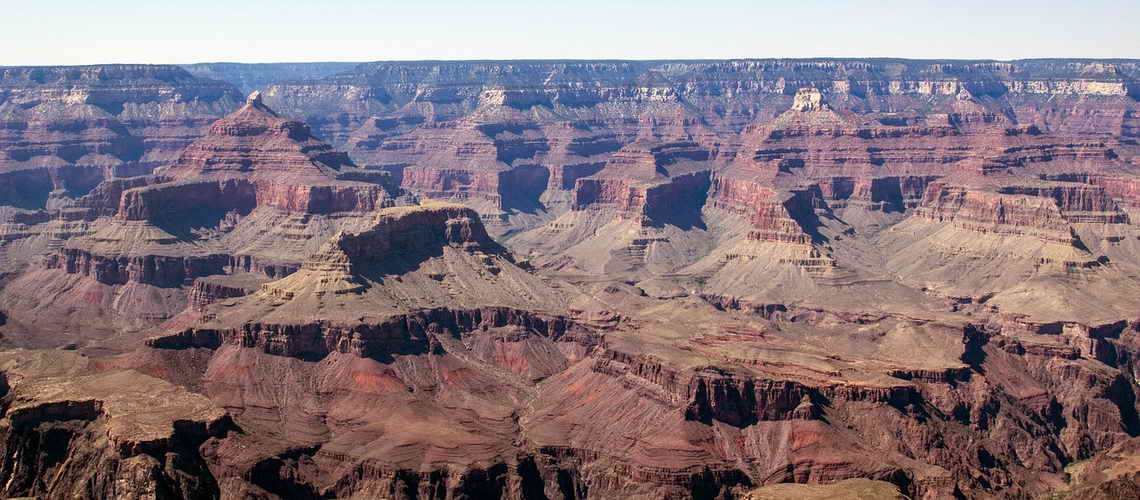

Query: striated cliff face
[570,170,712,227]
[119,91,393,218]
[400,166,505,206]
[148,306,590,362]
[259,59,1140,133]
[166,91,352,181]
[321,203,503,258]
[1047,172,1140,207]
[2,58,1140,499]
[43,248,230,287]
[915,183,1084,244]
[0,65,242,201]
[255,60,1140,168]
[107,92,393,222]
[115,178,390,221]
[816,175,940,211]
[707,174,823,245]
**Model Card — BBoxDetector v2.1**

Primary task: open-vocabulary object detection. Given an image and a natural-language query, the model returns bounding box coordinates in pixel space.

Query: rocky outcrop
[1046,172,1140,208]
[997,182,1129,223]
[0,350,231,499]
[321,203,503,258]
[570,170,711,225]
[817,175,940,211]
[706,172,826,246]
[400,166,508,207]
[790,87,828,112]
[187,274,264,312]
[166,91,352,181]
[591,347,931,427]
[120,91,395,218]
[115,178,389,220]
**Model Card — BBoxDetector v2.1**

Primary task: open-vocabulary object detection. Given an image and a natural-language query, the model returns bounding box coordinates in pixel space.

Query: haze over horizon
[6,0,1139,66]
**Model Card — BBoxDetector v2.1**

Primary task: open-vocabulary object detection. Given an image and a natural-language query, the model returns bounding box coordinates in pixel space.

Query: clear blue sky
[4,0,1138,65]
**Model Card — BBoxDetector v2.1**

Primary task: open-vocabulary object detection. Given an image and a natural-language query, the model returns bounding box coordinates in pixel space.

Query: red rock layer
[817,175,941,211]
[707,172,821,244]
[147,307,592,360]
[915,183,1081,244]
[1048,172,1140,208]
[115,178,388,221]
[166,92,351,182]
[187,277,260,313]
[997,183,1129,223]
[400,166,504,205]
[44,249,230,287]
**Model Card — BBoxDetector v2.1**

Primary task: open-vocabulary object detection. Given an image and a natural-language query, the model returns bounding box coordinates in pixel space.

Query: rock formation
[0,58,1139,499]
[0,65,244,272]
[0,349,232,499]
[0,92,399,342]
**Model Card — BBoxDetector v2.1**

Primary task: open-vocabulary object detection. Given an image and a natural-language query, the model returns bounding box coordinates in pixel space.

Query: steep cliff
[0,349,232,499]
[181,62,358,94]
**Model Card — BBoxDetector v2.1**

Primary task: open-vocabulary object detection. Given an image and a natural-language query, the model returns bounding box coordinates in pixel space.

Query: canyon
[0,58,1140,499]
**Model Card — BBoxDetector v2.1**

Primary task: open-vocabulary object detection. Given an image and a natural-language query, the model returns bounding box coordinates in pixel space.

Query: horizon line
[5,56,1140,69]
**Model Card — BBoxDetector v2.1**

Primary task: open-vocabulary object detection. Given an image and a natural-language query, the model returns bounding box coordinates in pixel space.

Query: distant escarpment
[254,60,1139,215]
[181,61,358,94]
[0,65,242,206]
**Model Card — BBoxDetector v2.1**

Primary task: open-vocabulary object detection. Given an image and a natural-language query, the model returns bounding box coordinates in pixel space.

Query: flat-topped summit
[255,202,505,299]
[255,201,517,305]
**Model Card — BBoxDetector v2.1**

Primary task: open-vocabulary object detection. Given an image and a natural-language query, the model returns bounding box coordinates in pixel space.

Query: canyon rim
[5,5,1140,498]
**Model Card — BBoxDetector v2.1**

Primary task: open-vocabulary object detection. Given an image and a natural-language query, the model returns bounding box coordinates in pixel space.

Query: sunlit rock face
[1,58,1140,499]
